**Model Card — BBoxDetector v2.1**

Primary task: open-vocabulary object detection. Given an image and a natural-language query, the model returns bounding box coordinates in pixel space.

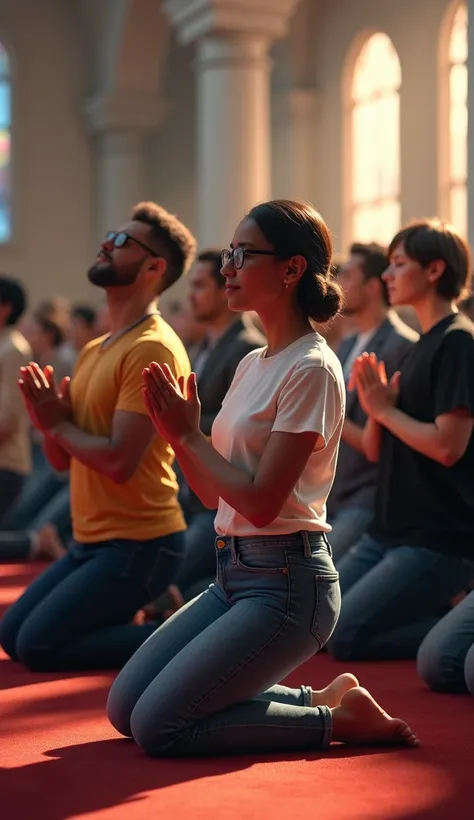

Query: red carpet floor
[1,562,473,820]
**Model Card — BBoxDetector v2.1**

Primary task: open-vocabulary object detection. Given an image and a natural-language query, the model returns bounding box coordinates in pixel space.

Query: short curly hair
[131,201,197,293]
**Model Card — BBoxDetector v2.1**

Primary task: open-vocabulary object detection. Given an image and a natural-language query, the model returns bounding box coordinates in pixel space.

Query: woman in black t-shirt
[329,219,474,663]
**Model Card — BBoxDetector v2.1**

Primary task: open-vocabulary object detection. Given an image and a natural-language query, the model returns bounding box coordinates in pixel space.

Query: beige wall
[149,38,197,310]
[0,0,94,307]
[0,0,463,311]
[301,0,456,254]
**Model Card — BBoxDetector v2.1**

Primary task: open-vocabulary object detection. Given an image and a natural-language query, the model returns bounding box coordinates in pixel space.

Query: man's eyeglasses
[104,231,160,257]
[221,247,277,270]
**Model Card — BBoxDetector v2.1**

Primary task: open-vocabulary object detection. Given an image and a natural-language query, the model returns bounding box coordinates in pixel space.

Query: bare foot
[332,687,419,747]
[312,673,359,707]
[139,602,159,623]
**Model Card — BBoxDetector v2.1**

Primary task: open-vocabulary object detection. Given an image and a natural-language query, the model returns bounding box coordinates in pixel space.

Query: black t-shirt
[371,313,474,557]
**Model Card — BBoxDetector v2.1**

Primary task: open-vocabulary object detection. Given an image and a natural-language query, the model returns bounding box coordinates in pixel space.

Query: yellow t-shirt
[69,314,191,543]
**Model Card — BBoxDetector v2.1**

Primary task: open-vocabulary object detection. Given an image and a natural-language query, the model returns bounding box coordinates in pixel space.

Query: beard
[87,262,139,288]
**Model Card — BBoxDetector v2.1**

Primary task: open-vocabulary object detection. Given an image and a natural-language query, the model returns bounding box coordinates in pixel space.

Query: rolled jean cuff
[319,704,333,749]
[301,685,313,706]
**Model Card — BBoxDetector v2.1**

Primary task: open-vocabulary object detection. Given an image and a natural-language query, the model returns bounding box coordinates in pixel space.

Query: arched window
[446,3,468,236]
[349,33,401,245]
[0,41,11,243]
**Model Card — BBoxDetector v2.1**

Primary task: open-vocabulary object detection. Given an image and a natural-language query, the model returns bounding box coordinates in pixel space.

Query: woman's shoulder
[295,334,344,382]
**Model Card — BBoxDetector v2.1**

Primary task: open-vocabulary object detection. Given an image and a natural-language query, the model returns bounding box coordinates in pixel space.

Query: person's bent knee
[106,681,135,739]
[0,614,21,662]
[327,636,362,662]
[326,617,366,662]
[16,641,55,672]
[130,709,166,757]
[416,640,448,692]
[464,644,474,696]
[417,632,468,693]
[15,625,60,672]
[130,701,181,757]
[0,632,19,662]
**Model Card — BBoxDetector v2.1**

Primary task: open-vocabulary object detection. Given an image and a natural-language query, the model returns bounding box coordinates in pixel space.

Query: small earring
[284,280,289,289]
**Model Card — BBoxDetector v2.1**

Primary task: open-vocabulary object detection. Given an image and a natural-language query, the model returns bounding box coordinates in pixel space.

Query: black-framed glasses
[221,247,277,270]
[104,231,160,257]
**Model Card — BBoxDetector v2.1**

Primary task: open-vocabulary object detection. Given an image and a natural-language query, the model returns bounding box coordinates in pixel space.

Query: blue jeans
[0,483,72,561]
[1,455,66,531]
[0,533,185,671]
[0,469,25,524]
[107,532,340,757]
[328,533,473,661]
[417,589,474,694]
[328,507,373,564]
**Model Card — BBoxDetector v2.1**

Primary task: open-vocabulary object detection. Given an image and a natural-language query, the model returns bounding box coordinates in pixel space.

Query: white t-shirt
[211,332,346,536]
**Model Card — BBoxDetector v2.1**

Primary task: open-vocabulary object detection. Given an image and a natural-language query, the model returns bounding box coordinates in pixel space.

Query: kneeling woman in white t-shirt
[107,200,418,755]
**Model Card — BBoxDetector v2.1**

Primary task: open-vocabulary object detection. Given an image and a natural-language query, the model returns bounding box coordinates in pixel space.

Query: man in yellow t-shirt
[0,202,196,672]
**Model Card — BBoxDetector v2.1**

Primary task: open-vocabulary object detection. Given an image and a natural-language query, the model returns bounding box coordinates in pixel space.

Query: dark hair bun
[247,199,342,324]
[298,271,343,323]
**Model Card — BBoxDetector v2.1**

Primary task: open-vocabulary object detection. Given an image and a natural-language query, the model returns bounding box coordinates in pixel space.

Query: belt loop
[301,530,312,558]
[230,536,238,564]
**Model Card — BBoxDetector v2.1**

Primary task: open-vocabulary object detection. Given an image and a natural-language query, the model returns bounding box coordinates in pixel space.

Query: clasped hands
[18,363,72,433]
[348,352,400,422]
[18,360,201,445]
[142,362,201,444]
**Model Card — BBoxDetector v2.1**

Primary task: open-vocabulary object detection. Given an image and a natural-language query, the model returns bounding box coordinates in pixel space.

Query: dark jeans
[328,507,373,564]
[0,470,25,524]
[0,483,71,561]
[107,532,340,757]
[174,509,217,594]
[328,533,473,661]
[417,589,474,694]
[151,510,216,616]
[1,453,66,531]
[0,532,185,671]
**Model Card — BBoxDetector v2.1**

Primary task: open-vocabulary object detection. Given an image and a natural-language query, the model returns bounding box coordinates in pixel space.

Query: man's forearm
[43,435,70,472]
[362,417,382,462]
[50,421,121,480]
[378,408,452,465]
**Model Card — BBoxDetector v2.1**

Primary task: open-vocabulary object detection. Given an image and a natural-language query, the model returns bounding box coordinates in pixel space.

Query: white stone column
[96,132,148,237]
[467,0,474,245]
[165,0,301,248]
[195,34,271,246]
[85,93,162,241]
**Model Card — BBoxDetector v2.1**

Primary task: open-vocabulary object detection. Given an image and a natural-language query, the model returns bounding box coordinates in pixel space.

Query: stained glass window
[350,33,401,245]
[448,4,467,237]
[0,41,11,243]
